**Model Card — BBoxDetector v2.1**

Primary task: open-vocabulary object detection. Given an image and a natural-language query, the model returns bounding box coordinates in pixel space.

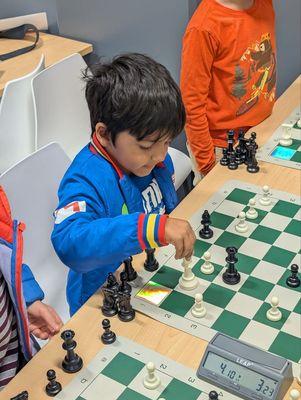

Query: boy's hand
[27,301,63,340]
[164,217,196,260]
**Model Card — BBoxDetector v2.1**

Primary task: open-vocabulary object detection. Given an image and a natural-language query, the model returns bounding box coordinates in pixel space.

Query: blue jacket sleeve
[51,175,167,274]
[22,263,45,306]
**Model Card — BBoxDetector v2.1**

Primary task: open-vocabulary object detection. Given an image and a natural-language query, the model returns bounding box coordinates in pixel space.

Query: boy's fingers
[174,239,184,259]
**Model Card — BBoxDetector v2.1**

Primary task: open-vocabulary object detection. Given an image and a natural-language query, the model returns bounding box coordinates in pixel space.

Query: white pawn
[235,211,248,233]
[266,297,282,322]
[143,362,161,390]
[179,257,198,290]
[280,125,293,147]
[297,118,301,128]
[201,251,214,275]
[191,293,207,318]
[290,389,300,400]
[259,185,272,206]
[246,198,258,220]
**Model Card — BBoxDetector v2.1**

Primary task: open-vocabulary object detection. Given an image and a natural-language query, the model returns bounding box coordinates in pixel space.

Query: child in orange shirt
[181,0,276,180]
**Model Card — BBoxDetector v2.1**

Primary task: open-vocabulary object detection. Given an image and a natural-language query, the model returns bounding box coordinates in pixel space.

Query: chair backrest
[0,55,45,173]
[0,142,71,322]
[168,147,192,190]
[32,53,91,159]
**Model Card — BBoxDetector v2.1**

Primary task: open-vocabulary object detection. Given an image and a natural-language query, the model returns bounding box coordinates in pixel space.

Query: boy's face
[95,123,171,177]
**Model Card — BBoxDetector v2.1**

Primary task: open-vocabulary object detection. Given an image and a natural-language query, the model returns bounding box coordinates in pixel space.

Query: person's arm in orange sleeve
[180,27,219,175]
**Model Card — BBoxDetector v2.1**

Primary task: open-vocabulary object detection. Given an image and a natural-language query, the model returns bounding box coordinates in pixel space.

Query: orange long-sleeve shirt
[181,0,276,174]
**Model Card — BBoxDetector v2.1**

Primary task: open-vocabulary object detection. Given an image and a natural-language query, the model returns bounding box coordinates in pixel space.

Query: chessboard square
[236,253,260,274]
[274,232,301,253]
[174,277,211,299]
[159,378,202,400]
[253,302,290,330]
[215,199,245,218]
[128,365,172,400]
[185,302,223,328]
[239,238,271,260]
[165,255,199,272]
[290,138,301,149]
[212,310,250,338]
[117,388,150,400]
[271,200,299,218]
[250,225,281,245]
[151,266,182,289]
[259,212,291,231]
[294,298,301,314]
[225,218,257,238]
[277,269,301,293]
[251,261,285,284]
[215,231,247,249]
[284,219,301,237]
[159,290,195,317]
[198,226,224,245]
[79,374,126,400]
[194,239,211,258]
[226,188,256,205]
[268,285,300,311]
[210,211,235,230]
[263,246,296,268]
[242,206,268,224]
[291,151,301,163]
[206,244,227,266]
[269,332,301,363]
[239,321,279,350]
[192,260,223,282]
[213,269,248,292]
[226,292,263,319]
[239,276,274,301]
[203,283,235,308]
[281,312,301,337]
[102,353,145,386]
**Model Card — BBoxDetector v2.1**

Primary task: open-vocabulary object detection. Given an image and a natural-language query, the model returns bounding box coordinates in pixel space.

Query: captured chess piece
[266,296,282,322]
[10,392,28,400]
[250,131,258,150]
[45,369,62,397]
[286,264,300,288]
[235,146,244,165]
[117,271,135,322]
[222,247,240,285]
[179,257,199,290]
[144,248,159,272]
[61,330,83,373]
[227,130,235,155]
[228,152,238,170]
[246,143,260,173]
[143,362,161,390]
[101,273,119,317]
[199,210,213,239]
[101,318,116,345]
[237,129,247,162]
[123,256,137,282]
[220,148,229,166]
[209,391,219,400]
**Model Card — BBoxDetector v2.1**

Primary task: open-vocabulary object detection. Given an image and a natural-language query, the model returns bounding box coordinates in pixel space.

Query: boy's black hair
[83,53,186,143]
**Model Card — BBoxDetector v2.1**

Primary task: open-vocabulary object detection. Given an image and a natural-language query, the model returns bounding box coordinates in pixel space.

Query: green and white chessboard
[56,336,239,400]
[257,106,301,169]
[131,180,301,376]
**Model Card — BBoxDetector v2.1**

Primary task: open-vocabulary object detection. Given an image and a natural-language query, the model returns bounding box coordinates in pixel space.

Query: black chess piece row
[220,130,259,173]
[101,271,135,322]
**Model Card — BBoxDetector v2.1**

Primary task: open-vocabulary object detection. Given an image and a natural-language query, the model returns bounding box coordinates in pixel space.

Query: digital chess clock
[197,333,293,400]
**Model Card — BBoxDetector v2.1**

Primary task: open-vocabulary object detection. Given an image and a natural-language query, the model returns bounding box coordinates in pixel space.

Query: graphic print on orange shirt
[231,33,276,117]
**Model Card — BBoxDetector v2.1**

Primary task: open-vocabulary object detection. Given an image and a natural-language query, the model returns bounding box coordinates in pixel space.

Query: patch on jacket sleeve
[54,201,86,224]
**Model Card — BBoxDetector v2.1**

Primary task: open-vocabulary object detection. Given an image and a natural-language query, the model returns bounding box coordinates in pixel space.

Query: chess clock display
[198,333,294,400]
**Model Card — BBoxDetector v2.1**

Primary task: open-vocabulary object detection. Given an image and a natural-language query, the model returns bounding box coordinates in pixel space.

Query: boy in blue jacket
[51,53,196,316]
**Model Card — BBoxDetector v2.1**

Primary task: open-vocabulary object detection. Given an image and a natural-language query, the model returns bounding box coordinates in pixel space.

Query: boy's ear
[95,122,110,147]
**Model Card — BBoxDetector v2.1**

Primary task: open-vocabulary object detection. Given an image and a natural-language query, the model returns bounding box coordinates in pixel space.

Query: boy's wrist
[138,213,169,250]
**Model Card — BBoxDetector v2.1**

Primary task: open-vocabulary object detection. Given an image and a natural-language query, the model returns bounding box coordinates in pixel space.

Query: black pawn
[250,131,258,149]
[199,210,213,239]
[209,391,219,400]
[228,152,238,170]
[286,264,300,288]
[45,369,62,397]
[247,143,260,173]
[10,392,28,400]
[61,330,83,373]
[101,319,116,344]
[235,146,244,165]
[220,148,229,166]
[222,246,241,285]
[123,256,137,282]
[144,248,159,272]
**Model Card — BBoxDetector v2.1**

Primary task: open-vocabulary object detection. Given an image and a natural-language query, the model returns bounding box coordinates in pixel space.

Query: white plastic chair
[0,55,45,173]
[0,143,71,324]
[32,53,91,159]
[168,147,192,190]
